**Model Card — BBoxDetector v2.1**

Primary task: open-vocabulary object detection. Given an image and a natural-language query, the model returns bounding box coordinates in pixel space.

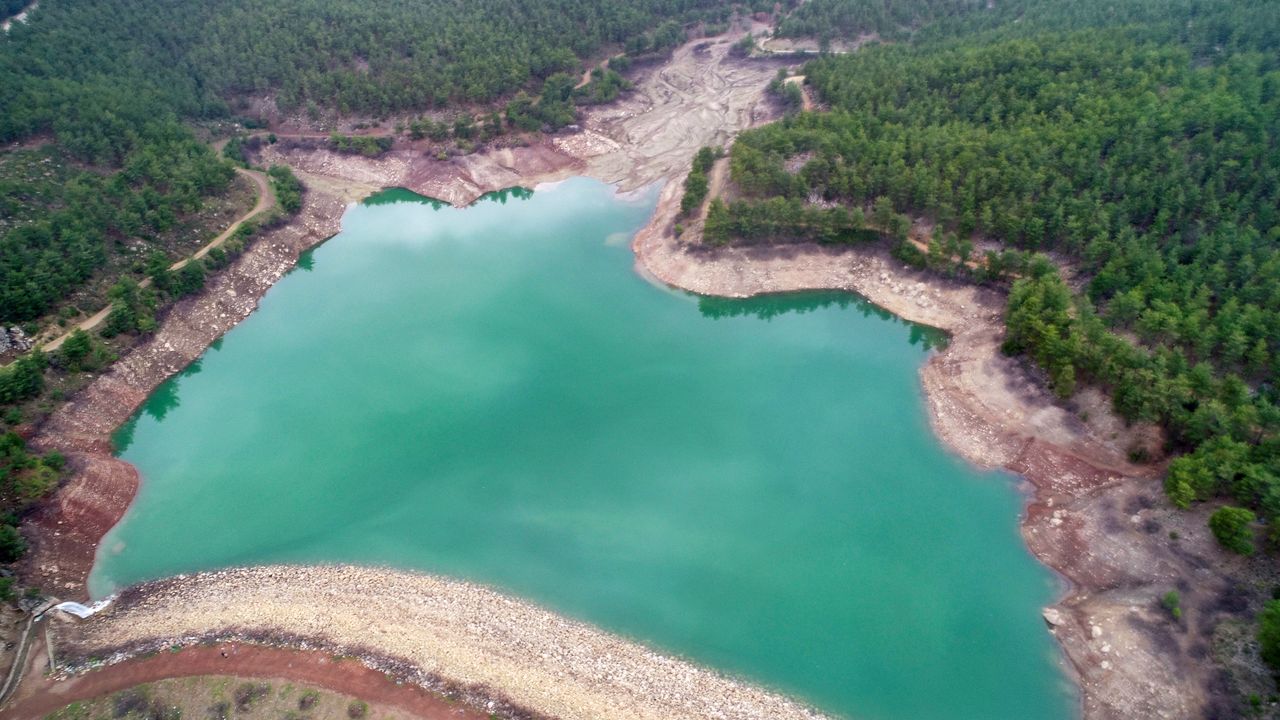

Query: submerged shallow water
[94,178,1073,720]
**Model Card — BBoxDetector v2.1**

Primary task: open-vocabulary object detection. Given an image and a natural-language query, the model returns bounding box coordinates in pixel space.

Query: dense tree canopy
[718,0,1280,522]
[0,0,732,326]
[0,0,730,128]
[776,0,987,41]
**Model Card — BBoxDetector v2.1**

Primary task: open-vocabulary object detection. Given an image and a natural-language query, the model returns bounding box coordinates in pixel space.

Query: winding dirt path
[41,167,275,353]
[574,59,607,90]
[3,638,488,720]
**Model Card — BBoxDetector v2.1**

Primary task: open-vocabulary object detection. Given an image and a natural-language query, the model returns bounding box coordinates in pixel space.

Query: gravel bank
[61,566,828,720]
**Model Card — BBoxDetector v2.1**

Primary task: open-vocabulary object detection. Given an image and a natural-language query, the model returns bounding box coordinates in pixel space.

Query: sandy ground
[8,17,1241,720]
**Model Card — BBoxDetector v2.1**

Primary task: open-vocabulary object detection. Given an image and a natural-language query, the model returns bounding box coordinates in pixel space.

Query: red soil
[3,643,488,720]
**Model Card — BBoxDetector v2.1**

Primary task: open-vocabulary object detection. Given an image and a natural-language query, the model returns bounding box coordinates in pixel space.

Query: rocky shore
[23,184,350,596]
[632,171,1245,717]
[57,566,827,720]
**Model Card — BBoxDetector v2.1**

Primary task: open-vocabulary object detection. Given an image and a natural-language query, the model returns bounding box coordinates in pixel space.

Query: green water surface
[93,178,1074,720]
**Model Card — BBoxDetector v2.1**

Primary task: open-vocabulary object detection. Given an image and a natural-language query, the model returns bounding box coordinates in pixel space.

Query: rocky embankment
[60,565,828,720]
[23,189,349,595]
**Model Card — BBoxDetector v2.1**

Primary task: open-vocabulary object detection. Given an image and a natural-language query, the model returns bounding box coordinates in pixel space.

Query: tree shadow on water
[697,291,948,351]
[479,186,534,204]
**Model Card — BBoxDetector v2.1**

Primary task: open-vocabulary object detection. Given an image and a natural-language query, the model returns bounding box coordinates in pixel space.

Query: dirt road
[40,167,274,353]
[783,75,815,111]
[3,639,489,720]
[16,21,826,720]
[0,0,36,32]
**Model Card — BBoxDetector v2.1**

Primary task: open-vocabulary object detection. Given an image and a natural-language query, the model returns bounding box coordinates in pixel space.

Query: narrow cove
[91,177,1074,720]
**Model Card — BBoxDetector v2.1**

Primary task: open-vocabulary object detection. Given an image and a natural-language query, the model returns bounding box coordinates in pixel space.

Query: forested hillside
[775,0,986,40]
[0,0,742,332]
[0,0,27,18]
[719,0,1280,547]
[1,0,731,129]
[0,0,738,564]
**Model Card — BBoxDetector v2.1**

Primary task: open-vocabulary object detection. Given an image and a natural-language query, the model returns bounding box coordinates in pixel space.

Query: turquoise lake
[92,177,1075,720]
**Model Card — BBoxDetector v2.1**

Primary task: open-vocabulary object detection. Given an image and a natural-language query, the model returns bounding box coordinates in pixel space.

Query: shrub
[1161,590,1182,620]
[58,329,93,368]
[269,165,304,214]
[234,683,270,712]
[0,352,46,404]
[1258,600,1280,672]
[174,260,206,297]
[348,700,368,718]
[0,524,25,562]
[1209,505,1256,555]
[15,464,58,501]
[43,451,65,472]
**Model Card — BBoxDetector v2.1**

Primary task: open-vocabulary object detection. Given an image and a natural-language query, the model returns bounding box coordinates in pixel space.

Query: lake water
[92,177,1074,720]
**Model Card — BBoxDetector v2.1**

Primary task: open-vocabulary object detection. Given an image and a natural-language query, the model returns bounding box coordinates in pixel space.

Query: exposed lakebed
[92,178,1073,719]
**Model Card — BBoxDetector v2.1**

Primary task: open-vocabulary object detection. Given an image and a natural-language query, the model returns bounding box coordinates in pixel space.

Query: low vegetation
[1209,506,1257,556]
[43,677,398,720]
[680,146,721,216]
[0,0,742,342]
[0,430,64,563]
[328,134,395,158]
[1259,600,1280,673]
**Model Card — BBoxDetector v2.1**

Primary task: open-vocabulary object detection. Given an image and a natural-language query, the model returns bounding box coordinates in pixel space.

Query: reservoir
[92,177,1073,720]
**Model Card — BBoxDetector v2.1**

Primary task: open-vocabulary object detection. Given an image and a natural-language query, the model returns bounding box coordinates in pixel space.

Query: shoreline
[10,22,1228,720]
[630,153,1225,717]
[46,566,830,720]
